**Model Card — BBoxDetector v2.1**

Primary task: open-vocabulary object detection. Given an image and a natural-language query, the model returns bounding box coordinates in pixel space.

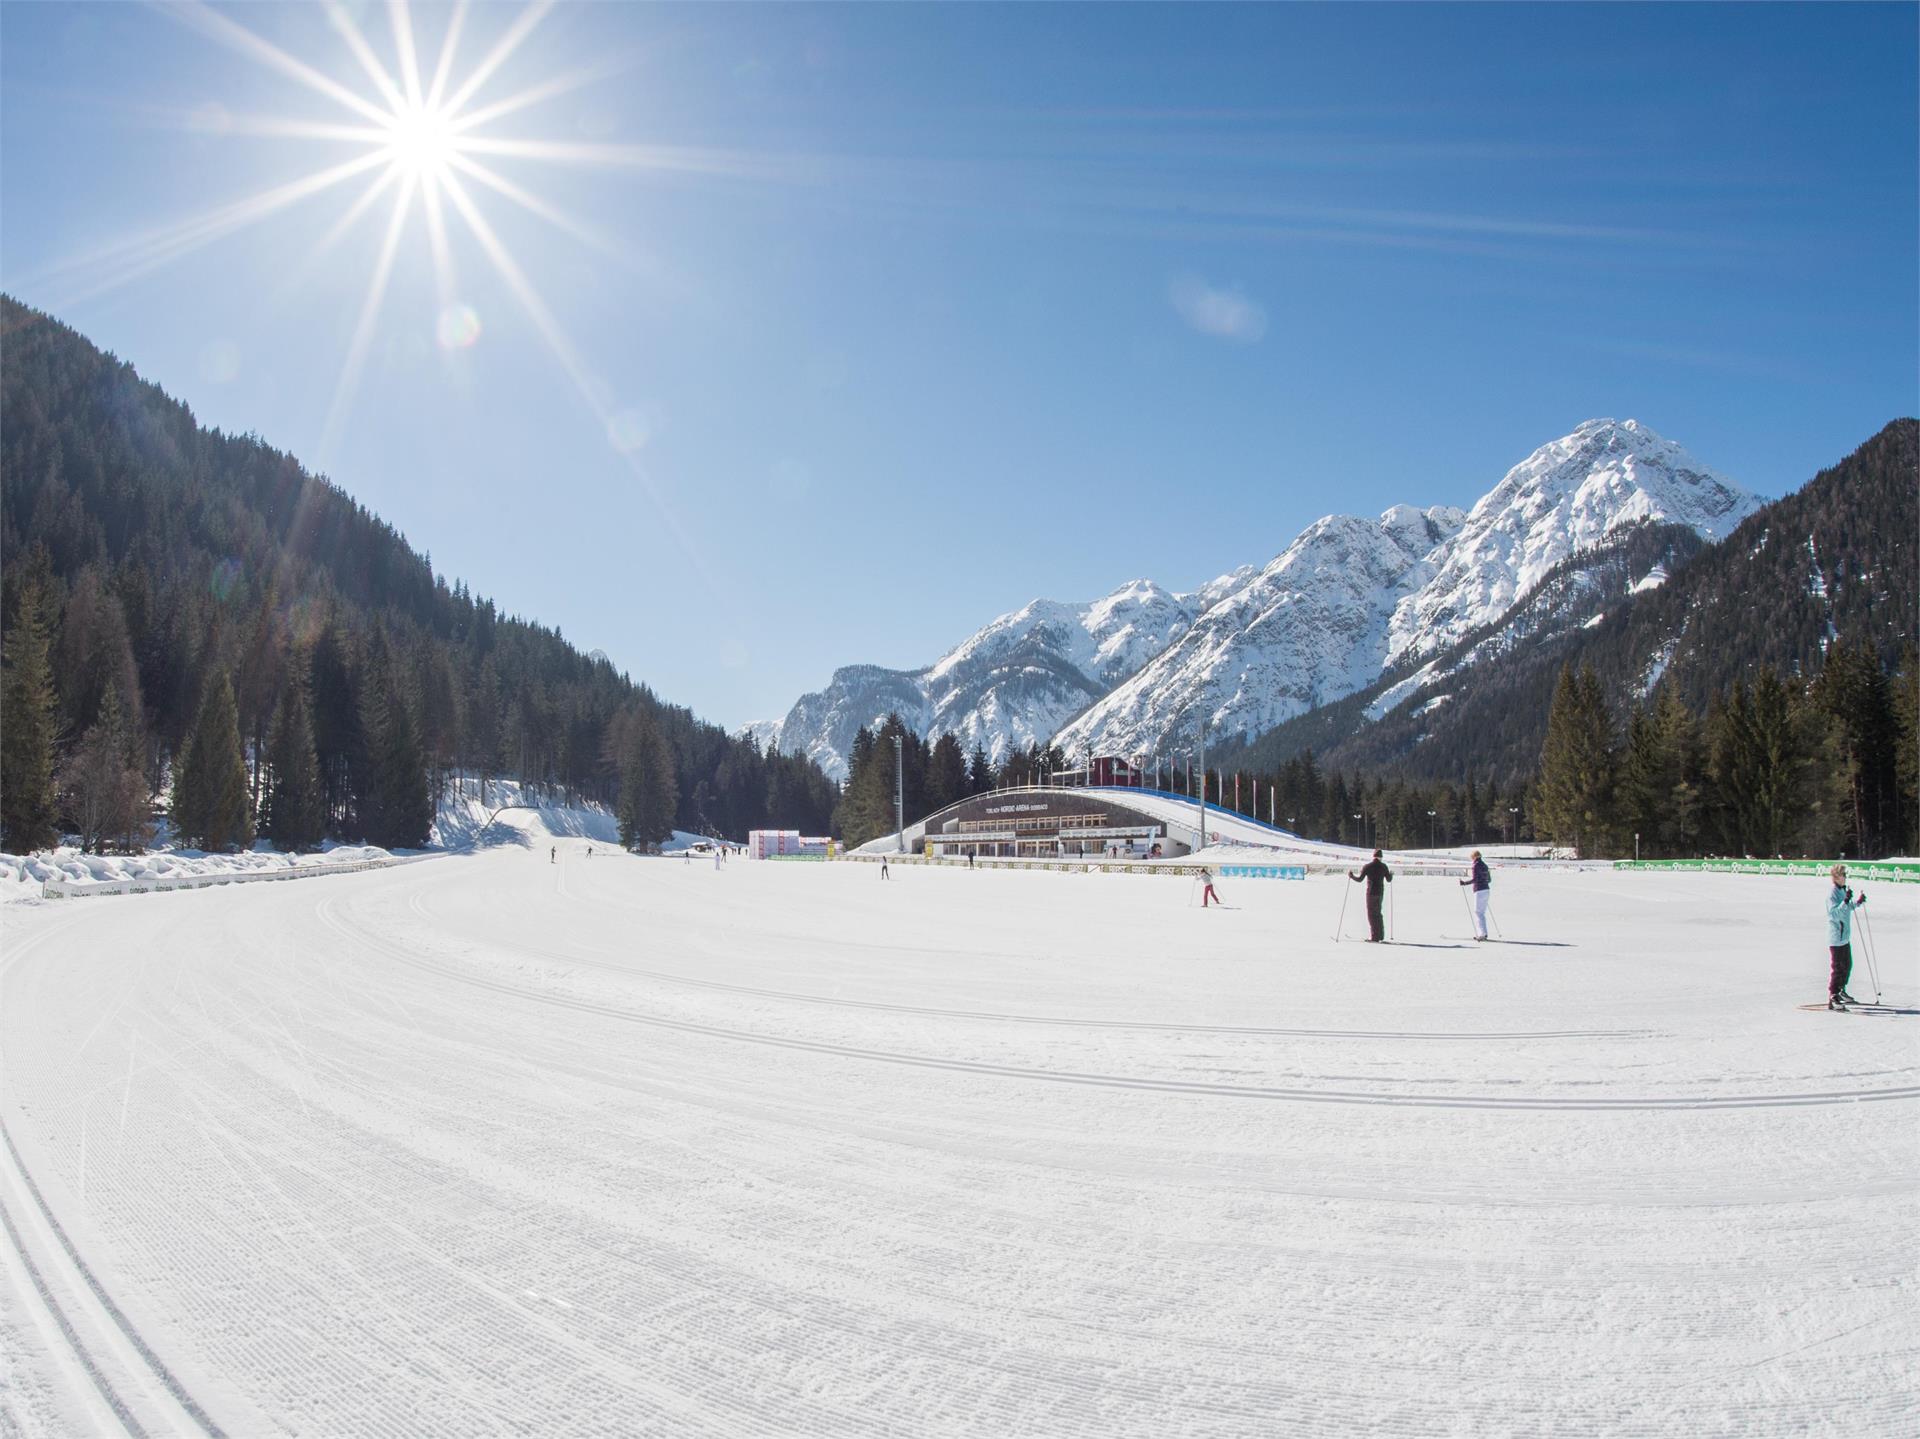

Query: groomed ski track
[2,837,1916,1436]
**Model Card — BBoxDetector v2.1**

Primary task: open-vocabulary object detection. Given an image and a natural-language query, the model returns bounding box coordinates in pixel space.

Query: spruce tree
[262,679,327,852]
[967,743,993,796]
[1,577,62,850]
[1894,648,1919,855]
[925,733,966,815]
[357,658,432,850]
[173,672,254,851]
[1707,670,1817,857]
[618,707,677,848]
[1535,666,1618,855]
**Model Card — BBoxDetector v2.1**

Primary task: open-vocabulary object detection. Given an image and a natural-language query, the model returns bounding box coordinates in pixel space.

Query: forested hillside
[1225,421,1916,783]
[0,297,835,852]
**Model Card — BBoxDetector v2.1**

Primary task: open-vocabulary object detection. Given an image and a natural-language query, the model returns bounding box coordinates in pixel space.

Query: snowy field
[2,834,1915,1436]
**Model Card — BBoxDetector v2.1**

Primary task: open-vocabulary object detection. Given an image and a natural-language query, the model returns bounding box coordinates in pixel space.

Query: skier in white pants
[1461,850,1492,940]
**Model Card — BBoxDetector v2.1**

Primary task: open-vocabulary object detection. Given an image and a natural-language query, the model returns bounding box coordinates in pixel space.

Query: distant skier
[714,850,722,871]
[880,856,890,880]
[1460,850,1491,940]
[586,846,592,859]
[550,846,556,865]
[1826,864,1867,1008]
[1199,866,1220,908]
[1349,850,1392,942]
[967,851,975,871]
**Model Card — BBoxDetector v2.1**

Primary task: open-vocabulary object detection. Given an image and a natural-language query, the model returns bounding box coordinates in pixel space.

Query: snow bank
[432,775,620,850]
[1,775,625,902]
[0,843,404,904]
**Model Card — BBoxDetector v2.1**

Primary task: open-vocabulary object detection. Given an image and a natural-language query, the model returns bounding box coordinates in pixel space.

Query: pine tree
[1893,648,1919,855]
[1,576,63,850]
[1707,670,1819,857]
[1810,640,1900,857]
[1535,666,1618,855]
[357,653,432,849]
[925,733,967,815]
[262,678,327,852]
[967,743,993,796]
[618,707,677,848]
[173,672,253,851]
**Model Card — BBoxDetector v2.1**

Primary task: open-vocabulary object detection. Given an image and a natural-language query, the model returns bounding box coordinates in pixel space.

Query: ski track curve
[360,884,1912,1115]
[3,847,1916,1437]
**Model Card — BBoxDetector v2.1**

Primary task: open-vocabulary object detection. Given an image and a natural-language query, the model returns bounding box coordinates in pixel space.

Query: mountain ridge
[759,419,1761,778]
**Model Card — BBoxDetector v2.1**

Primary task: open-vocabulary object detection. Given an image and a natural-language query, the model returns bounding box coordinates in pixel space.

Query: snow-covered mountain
[1051,505,1466,759]
[1386,418,1758,664]
[755,420,1758,778]
[750,578,1239,780]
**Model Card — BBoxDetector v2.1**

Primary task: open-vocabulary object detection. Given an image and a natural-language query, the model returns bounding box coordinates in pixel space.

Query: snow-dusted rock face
[1386,419,1757,663]
[760,419,1752,779]
[1052,505,1466,758]
[762,578,1227,780]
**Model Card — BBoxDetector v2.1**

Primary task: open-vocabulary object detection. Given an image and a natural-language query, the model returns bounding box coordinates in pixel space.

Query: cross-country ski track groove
[408,887,1658,1043]
[339,892,1917,1114]
[4,841,1915,1436]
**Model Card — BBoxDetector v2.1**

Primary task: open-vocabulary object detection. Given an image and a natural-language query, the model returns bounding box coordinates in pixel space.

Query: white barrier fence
[42,852,434,900]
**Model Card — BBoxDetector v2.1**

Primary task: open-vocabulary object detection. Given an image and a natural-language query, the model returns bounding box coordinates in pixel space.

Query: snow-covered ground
[2,830,1914,1436]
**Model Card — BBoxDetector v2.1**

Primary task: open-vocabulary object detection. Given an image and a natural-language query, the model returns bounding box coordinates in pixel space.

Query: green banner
[1615,858,1920,883]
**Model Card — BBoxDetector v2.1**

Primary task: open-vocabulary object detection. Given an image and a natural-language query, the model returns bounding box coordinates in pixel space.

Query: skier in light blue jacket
[1826,864,1867,1009]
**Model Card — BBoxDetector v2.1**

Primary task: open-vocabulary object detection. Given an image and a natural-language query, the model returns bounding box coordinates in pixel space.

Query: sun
[383,101,457,180]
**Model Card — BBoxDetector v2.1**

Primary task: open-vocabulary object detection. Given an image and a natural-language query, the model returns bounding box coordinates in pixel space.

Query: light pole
[1196,708,1209,850]
[1508,806,1520,846]
[1353,812,1368,850]
[894,734,905,853]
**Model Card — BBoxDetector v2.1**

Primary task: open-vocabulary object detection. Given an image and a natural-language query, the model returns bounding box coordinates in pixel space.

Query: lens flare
[436,302,481,349]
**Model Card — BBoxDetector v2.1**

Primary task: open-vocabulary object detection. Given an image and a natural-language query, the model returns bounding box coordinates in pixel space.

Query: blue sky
[3,2,1914,730]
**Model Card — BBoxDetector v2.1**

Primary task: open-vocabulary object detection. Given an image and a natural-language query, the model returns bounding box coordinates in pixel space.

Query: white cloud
[1169,273,1267,343]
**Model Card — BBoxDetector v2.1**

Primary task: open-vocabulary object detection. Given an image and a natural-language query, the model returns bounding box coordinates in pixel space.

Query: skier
[1460,850,1491,940]
[880,856,890,880]
[1348,849,1392,942]
[967,851,975,871]
[714,850,722,871]
[550,846,556,865]
[1199,866,1221,908]
[1826,864,1867,1009]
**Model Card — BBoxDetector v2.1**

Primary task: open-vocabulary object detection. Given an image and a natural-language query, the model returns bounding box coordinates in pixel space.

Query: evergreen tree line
[0,298,837,853]
[832,717,997,848]
[1533,644,1919,860]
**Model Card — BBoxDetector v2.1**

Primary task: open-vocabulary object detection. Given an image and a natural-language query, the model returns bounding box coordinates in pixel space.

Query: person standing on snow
[1460,850,1491,940]
[550,846,556,865]
[1199,866,1221,907]
[1349,850,1392,942]
[880,856,890,880]
[1826,864,1867,1008]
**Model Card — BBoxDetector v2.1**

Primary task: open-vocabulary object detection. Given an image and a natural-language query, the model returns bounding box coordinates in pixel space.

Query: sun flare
[383,101,457,179]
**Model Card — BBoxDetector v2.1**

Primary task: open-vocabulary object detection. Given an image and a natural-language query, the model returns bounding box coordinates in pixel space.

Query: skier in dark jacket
[1460,851,1491,940]
[1349,850,1392,942]
[1826,864,1866,1008]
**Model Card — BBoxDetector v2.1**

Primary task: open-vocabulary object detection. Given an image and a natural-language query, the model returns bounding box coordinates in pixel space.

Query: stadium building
[916,786,1182,860]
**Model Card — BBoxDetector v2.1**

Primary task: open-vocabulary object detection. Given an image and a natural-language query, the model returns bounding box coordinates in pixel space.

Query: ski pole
[1858,905,1883,1003]
[1388,881,1395,942]
[1334,880,1351,941]
[1459,882,1476,934]
[1486,901,1504,940]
